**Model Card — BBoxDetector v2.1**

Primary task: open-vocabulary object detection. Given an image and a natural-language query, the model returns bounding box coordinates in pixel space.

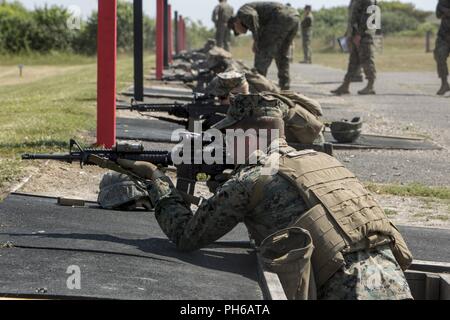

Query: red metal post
[97,0,117,148]
[168,4,173,64]
[156,0,165,80]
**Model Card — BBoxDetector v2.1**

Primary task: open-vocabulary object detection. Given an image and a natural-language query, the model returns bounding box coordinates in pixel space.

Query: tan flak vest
[259,150,413,289]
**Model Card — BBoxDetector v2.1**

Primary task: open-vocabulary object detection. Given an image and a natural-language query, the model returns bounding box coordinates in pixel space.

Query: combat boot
[437,79,450,96]
[358,80,376,95]
[331,81,350,96]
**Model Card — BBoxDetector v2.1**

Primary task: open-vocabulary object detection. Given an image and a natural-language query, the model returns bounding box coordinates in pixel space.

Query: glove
[117,159,158,180]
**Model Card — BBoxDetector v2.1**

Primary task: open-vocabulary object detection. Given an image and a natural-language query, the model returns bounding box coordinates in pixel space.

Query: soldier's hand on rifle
[117,159,158,180]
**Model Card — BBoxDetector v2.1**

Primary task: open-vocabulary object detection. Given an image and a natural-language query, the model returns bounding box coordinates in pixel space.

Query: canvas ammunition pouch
[254,150,413,291]
[260,227,316,300]
[264,92,324,144]
[245,71,281,94]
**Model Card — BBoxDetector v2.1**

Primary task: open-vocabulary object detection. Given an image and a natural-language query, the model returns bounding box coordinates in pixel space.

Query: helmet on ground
[330,117,363,143]
[98,172,152,211]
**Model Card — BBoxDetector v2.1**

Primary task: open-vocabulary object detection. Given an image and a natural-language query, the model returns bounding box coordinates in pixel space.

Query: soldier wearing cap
[116,93,414,300]
[205,71,324,145]
[227,2,300,90]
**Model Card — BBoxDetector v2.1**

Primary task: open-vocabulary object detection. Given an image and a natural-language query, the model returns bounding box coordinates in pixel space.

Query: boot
[437,79,450,96]
[331,81,350,95]
[358,80,376,95]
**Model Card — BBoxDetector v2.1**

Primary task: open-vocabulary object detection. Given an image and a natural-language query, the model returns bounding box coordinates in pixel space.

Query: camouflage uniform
[435,1,450,82]
[212,1,234,51]
[301,12,314,64]
[235,2,300,90]
[144,97,413,300]
[343,0,377,83]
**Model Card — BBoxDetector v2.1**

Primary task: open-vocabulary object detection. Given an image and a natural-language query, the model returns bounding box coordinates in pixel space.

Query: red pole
[168,4,173,64]
[97,0,117,148]
[156,0,164,80]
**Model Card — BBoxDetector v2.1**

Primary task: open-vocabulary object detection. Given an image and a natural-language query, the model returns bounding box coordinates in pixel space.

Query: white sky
[18,0,438,28]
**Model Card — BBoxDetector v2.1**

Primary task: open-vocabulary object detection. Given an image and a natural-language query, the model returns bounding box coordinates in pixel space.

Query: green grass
[0,52,97,66]
[367,183,450,200]
[0,53,155,191]
[230,35,437,72]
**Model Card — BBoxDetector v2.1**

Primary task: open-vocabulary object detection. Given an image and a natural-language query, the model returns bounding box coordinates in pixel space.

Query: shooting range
[1,0,449,302]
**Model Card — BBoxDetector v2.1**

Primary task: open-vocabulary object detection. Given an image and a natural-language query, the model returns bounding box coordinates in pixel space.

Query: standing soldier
[332,0,377,95]
[300,5,314,64]
[434,0,450,96]
[212,0,234,51]
[228,2,301,90]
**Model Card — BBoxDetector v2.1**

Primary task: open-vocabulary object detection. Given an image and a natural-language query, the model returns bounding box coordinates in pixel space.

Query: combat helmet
[98,172,152,211]
[330,117,363,143]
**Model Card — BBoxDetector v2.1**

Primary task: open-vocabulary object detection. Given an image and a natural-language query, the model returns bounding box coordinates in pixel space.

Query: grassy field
[231,36,437,72]
[0,53,154,194]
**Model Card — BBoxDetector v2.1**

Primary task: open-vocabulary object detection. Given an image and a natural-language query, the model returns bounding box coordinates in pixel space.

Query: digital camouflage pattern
[146,142,412,300]
[98,172,151,210]
[319,245,413,300]
[212,1,234,51]
[212,93,287,130]
[435,0,450,79]
[235,2,300,90]
[344,0,377,82]
[301,12,314,63]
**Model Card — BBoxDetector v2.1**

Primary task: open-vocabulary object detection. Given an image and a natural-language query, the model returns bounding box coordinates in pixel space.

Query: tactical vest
[258,150,413,287]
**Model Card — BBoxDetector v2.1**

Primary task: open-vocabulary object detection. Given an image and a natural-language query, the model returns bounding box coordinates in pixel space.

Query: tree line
[0,0,437,55]
[0,0,212,55]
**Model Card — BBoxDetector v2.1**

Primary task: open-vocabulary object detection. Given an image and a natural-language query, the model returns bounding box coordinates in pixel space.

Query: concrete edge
[410,260,450,274]
[256,252,287,301]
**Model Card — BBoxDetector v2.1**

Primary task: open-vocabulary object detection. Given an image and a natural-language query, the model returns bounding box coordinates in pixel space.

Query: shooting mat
[116,117,441,151]
[0,194,261,300]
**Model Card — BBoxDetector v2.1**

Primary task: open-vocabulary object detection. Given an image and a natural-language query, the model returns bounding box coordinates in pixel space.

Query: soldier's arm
[147,175,250,252]
[212,6,219,24]
[437,1,450,18]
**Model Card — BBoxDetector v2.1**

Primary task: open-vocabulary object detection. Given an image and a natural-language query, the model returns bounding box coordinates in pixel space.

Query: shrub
[72,0,156,55]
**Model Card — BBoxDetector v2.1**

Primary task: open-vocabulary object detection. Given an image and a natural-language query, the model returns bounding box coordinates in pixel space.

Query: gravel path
[268,63,450,186]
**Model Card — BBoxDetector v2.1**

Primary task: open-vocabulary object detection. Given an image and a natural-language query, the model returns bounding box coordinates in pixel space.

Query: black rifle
[21,139,232,205]
[117,99,229,129]
[163,69,211,83]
